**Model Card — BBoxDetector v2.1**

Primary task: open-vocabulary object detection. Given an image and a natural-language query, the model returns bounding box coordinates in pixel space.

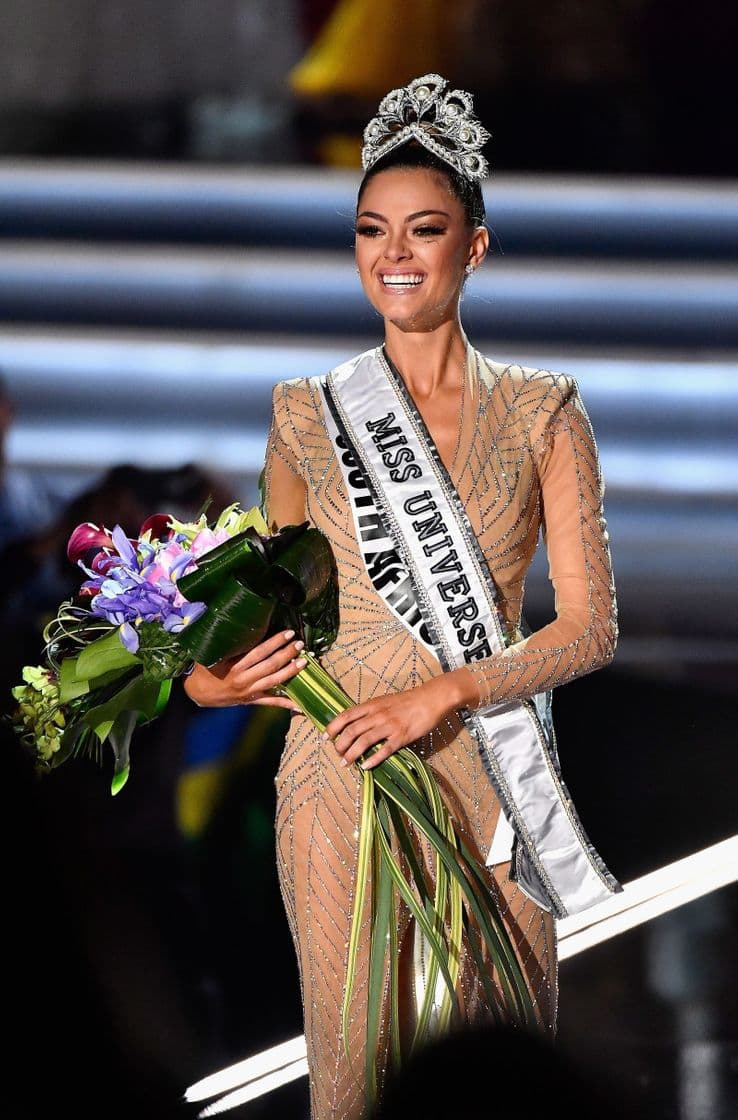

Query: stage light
[185,1035,308,1104]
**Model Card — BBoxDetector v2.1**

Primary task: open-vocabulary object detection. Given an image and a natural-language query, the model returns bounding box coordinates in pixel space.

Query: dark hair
[357,142,486,228]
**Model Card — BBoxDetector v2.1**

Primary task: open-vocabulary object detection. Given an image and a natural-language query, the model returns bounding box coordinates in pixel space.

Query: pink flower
[190,527,229,557]
[142,541,195,601]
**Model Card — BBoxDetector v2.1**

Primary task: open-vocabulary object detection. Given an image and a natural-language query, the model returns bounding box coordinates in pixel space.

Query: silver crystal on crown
[361,73,490,181]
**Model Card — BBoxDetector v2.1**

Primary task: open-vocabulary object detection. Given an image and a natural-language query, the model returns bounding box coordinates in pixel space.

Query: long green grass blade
[365,808,393,1105]
[383,795,448,1048]
[281,655,351,730]
[408,751,465,1035]
[463,908,507,1024]
[374,818,458,1008]
[441,823,464,1035]
[371,764,534,1026]
[391,761,530,1027]
[384,797,433,904]
[406,827,447,1049]
[454,836,537,1027]
[341,766,375,1057]
[387,876,402,1069]
[384,755,458,1050]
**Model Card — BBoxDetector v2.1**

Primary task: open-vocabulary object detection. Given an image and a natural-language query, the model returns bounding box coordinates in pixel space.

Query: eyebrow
[356,209,451,222]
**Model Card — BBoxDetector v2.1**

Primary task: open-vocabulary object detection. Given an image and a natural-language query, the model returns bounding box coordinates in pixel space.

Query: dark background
[0,1,736,178]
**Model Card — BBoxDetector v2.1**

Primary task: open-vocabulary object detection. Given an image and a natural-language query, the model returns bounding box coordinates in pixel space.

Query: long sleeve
[263,382,308,530]
[465,378,618,710]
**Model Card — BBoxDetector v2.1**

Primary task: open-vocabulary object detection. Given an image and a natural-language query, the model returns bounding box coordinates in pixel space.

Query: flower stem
[278,650,354,731]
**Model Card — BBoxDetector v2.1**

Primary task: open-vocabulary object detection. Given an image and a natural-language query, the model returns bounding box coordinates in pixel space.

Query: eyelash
[355,224,447,239]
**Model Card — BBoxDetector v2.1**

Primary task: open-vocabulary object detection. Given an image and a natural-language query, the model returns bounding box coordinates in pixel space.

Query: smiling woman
[184,73,621,1120]
[355,162,488,332]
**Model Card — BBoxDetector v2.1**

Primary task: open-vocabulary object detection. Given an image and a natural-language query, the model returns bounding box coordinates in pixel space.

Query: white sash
[318,346,620,918]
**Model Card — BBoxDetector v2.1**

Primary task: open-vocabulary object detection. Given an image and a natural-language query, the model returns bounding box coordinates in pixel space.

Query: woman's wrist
[431,666,482,716]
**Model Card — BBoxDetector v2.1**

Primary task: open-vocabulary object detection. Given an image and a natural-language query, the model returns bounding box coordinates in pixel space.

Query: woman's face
[355,167,488,332]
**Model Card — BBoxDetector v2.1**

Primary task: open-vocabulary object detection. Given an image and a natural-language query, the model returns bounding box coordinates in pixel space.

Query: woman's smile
[379,270,426,292]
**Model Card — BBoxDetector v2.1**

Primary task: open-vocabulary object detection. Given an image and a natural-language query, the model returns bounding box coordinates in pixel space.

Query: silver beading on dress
[361,73,490,182]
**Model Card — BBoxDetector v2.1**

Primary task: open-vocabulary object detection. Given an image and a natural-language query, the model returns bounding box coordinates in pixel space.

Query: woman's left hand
[323,675,459,770]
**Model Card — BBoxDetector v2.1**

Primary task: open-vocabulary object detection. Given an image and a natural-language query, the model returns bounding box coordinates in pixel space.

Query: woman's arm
[183,386,309,709]
[458,379,618,710]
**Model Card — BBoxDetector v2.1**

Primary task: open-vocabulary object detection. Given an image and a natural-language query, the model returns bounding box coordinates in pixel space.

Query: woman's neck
[383,320,468,399]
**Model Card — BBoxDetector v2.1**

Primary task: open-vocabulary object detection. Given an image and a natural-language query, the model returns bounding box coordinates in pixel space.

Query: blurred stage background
[0,3,736,1118]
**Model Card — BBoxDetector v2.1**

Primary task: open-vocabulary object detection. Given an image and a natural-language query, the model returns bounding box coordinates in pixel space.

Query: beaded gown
[263,347,618,1120]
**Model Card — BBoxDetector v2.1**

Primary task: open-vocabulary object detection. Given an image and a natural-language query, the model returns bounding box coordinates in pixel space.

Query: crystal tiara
[361,73,490,182]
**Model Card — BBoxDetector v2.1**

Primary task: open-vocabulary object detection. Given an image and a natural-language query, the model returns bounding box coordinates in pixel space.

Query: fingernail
[284,630,295,639]
[321,732,329,741]
[340,758,349,767]
[294,640,304,651]
[295,658,307,669]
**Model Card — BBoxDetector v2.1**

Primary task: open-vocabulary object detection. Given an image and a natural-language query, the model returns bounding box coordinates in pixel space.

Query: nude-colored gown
[263,348,618,1120]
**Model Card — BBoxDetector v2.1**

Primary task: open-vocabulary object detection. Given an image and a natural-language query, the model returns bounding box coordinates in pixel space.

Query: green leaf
[176,521,339,664]
[176,531,260,603]
[387,873,402,1069]
[269,528,334,605]
[463,908,507,1024]
[153,678,173,716]
[108,709,138,795]
[174,577,277,666]
[292,530,339,651]
[342,765,375,1058]
[365,801,393,1104]
[74,629,141,681]
[53,719,90,769]
[79,673,166,744]
[137,622,193,680]
[280,652,352,731]
[58,657,138,703]
[257,468,268,524]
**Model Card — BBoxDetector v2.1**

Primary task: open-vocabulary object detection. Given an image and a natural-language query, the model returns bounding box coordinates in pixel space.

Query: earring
[464,263,474,276]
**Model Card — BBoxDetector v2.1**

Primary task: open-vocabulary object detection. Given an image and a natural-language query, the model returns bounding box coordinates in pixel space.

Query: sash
[318,346,621,919]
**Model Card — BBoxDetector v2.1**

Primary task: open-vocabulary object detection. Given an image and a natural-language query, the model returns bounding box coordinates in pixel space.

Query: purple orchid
[77,521,206,654]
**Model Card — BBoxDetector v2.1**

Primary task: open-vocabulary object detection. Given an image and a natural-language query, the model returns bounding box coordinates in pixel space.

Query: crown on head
[361,73,490,182]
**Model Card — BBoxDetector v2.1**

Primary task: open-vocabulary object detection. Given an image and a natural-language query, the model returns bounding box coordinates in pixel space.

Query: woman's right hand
[182,629,307,711]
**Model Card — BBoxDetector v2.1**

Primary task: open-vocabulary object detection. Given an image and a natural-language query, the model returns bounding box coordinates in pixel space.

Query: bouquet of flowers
[10,502,338,792]
[9,498,535,1101]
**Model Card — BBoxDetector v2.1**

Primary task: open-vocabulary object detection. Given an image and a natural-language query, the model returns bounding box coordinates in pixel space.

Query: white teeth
[382,274,424,287]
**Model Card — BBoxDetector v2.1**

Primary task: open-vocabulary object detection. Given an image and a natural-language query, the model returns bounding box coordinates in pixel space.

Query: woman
[185,73,620,1120]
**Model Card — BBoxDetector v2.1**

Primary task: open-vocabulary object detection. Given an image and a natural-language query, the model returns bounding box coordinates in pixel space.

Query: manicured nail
[284,630,295,639]
[340,757,349,767]
[294,640,304,651]
[321,732,329,741]
[295,658,307,669]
